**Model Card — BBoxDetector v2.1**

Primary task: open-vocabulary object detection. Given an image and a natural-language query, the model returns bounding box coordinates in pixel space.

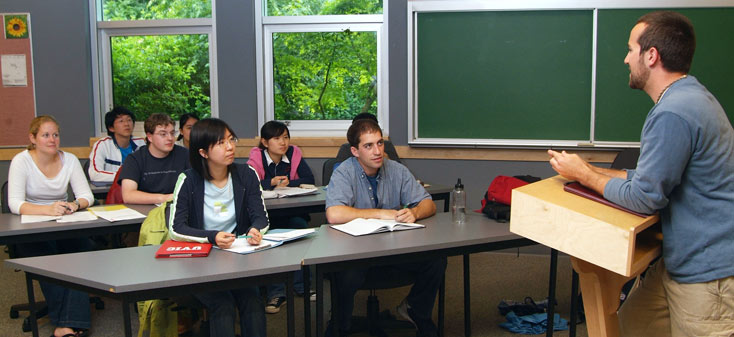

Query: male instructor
[548,11,734,336]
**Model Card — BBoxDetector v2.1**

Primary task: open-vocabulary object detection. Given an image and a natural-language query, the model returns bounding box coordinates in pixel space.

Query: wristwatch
[73,199,80,210]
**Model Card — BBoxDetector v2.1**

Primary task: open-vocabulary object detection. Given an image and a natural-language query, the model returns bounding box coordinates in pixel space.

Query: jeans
[15,238,93,329]
[267,215,309,299]
[194,286,265,337]
[332,257,447,331]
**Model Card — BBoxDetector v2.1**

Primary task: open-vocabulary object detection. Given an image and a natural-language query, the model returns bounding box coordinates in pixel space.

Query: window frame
[89,1,218,136]
[255,3,388,137]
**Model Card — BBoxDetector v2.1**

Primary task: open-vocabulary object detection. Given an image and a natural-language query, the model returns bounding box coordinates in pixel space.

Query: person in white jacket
[88,107,145,183]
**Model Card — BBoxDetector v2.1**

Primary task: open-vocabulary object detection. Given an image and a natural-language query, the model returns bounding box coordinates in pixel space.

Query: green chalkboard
[416,10,593,141]
[595,8,734,142]
[414,7,734,144]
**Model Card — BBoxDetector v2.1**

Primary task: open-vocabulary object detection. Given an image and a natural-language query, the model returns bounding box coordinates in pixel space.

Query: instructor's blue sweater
[604,76,734,283]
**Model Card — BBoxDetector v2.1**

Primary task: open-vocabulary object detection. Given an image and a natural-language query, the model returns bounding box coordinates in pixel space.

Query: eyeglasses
[155,131,176,138]
[216,137,238,148]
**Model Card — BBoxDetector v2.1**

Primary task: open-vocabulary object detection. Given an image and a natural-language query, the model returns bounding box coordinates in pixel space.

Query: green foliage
[105,0,212,121]
[273,30,377,120]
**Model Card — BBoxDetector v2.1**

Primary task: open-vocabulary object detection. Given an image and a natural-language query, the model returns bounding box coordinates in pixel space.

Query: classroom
[1,0,733,336]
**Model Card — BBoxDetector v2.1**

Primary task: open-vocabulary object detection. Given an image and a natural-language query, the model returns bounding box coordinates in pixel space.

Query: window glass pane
[266,0,382,16]
[110,34,211,121]
[102,0,212,21]
[272,31,377,120]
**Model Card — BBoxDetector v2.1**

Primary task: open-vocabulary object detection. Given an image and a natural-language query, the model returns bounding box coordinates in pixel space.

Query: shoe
[396,299,438,337]
[265,296,286,314]
[310,290,317,302]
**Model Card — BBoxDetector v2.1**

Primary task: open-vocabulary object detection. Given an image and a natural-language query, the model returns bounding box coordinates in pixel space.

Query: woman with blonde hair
[7,115,94,337]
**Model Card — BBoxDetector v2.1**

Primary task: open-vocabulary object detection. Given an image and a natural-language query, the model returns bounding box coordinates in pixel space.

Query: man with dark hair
[325,119,446,337]
[88,107,145,182]
[119,113,190,204]
[547,11,734,335]
[335,113,401,163]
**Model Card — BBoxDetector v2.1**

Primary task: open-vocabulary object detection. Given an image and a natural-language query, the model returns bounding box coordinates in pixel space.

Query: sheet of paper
[218,238,281,254]
[88,206,146,222]
[1,54,28,87]
[273,187,319,197]
[56,211,99,223]
[263,228,315,241]
[21,215,60,224]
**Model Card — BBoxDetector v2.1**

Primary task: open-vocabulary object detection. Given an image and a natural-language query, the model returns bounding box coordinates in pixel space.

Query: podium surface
[510,175,660,277]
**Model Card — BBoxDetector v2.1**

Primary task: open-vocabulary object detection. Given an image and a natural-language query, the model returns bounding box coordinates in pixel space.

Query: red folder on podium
[155,240,212,258]
[563,181,650,218]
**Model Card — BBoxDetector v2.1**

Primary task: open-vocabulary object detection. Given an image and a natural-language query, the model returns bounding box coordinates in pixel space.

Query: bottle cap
[455,178,463,189]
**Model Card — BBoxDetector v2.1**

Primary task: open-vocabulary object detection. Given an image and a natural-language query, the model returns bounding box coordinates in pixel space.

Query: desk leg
[287,273,295,337]
[571,257,633,337]
[122,299,132,337]
[570,270,579,337]
[315,266,324,337]
[25,274,39,337]
[546,249,558,337]
[439,272,445,337]
[304,265,311,337]
[463,254,471,337]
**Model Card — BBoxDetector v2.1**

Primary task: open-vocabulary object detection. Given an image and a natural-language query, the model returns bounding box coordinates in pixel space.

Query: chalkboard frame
[407,0,734,148]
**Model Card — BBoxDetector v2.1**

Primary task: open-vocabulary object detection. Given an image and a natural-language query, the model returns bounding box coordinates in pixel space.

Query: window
[91,0,216,134]
[256,0,387,136]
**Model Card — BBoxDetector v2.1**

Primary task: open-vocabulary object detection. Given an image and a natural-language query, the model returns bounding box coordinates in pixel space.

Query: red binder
[155,240,212,258]
[563,182,650,218]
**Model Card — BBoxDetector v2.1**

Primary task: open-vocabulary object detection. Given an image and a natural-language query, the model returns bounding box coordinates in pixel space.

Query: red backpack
[480,175,541,222]
[105,169,124,204]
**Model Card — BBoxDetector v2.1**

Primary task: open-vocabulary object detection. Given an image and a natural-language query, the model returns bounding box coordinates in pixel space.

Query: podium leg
[571,257,635,337]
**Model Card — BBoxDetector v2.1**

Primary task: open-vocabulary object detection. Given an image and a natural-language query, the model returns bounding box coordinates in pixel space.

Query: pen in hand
[237,234,252,239]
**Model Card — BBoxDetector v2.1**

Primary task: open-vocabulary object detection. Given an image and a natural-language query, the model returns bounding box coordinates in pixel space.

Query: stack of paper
[263,228,316,242]
[21,211,99,224]
[218,238,282,254]
[262,187,319,199]
[331,218,424,236]
[88,205,146,222]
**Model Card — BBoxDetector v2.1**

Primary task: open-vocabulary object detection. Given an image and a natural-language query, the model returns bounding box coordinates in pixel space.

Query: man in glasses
[120,113,191,204]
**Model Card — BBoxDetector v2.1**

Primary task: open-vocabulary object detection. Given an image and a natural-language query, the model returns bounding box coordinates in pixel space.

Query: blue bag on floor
[499,311,568,334]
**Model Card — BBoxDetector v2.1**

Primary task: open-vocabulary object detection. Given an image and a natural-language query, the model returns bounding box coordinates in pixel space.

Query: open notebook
[331,218,424,236]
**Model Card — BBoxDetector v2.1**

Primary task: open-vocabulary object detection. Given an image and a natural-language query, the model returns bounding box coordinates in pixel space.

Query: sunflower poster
[5,14,29,39]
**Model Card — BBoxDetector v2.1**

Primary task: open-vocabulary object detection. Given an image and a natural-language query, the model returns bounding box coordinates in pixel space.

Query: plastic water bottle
[451,178,466,224]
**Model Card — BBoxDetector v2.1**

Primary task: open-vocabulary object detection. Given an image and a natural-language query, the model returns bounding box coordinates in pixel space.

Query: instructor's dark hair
[636,11,696,73]
[189,118,238,181]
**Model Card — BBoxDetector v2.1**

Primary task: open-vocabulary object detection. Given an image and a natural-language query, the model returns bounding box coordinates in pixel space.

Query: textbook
[262,228,316,242]
[155,240,212,258]
[261,186,319,199]
[563,181,650,218]
[331,218,425,236]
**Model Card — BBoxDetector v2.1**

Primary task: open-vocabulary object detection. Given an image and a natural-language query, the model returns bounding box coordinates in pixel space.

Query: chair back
[611,148,640,170]
[83,160,91,180]
[1,181,9,214]
[322,158,339,186]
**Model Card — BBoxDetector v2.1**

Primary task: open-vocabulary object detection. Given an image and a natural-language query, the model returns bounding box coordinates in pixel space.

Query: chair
[2,181,104,332]
[82,159,91,181]
[322,158,340,185]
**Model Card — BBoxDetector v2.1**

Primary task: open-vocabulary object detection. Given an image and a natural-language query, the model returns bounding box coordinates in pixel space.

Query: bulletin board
[0,13,35,147]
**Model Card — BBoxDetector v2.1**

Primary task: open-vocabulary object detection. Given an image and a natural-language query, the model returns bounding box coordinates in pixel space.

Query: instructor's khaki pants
[618,259,734,337]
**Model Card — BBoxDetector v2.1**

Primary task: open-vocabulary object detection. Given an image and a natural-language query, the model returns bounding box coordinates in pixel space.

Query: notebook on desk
[331,218,424,236]
[563,181,650,218]
[155,240,212,258]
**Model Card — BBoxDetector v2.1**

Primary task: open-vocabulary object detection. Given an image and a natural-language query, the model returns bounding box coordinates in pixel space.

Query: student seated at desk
[7,115,94,337]
[247,120,315,313]
[169,118,268,337]
[119,113,190,204]
[325,119,446,337]
[88,106,145,183]
[175,113,199,148]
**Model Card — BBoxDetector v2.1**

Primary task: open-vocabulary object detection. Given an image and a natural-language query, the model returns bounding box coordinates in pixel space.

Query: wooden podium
[510,176,661,337]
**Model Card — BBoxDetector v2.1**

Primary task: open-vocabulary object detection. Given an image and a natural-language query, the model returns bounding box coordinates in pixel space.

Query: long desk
[0,204,155,246]
[5,238,313,337]
[302,212,550,337]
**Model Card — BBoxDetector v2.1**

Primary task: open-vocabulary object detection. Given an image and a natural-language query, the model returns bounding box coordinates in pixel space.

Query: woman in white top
[7,115,94,337]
